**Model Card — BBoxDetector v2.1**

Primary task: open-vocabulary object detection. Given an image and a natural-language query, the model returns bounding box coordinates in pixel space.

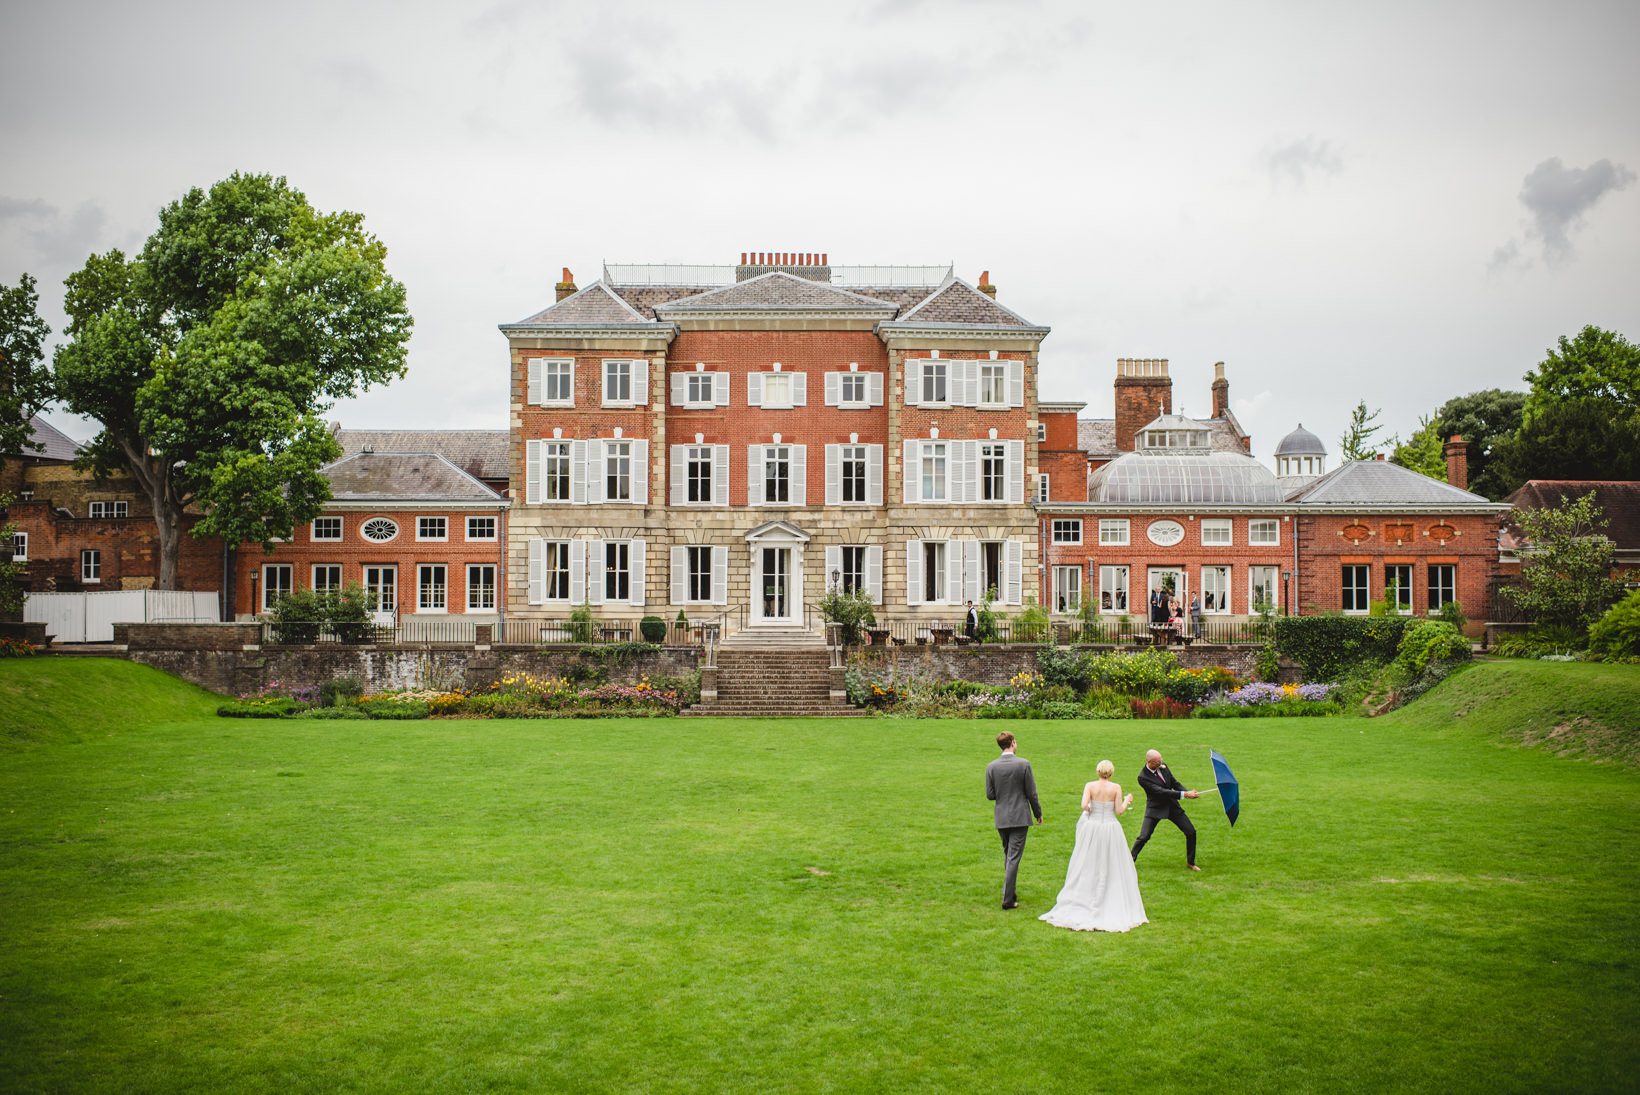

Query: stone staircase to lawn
[684,635,864,718]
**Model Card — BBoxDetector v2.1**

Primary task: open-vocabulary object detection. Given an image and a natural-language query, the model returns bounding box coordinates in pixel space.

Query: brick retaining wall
[848,643,1282,684]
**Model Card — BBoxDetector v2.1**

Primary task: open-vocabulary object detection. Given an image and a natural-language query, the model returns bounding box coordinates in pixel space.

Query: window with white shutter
[1008,359,1025,407]
[866,445,883,505]
[905,540,922,606]
[529,358,574,406]
[568,540,586,603]
[1005,539,1023,605]
[1007,440,1025,504]
[866,545,883,604]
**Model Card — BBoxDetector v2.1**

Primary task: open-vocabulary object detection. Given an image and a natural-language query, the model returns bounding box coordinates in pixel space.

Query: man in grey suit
[985,731,1042,909]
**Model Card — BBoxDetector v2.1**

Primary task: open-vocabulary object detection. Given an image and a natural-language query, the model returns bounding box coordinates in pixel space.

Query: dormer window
[1144,429,1209,449]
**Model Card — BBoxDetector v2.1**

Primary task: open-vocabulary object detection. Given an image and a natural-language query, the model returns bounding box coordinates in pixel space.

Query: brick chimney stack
[1113,359,1172,452]
[556,268,577,302]
[977,270,997,298]
[1210,361,1229,419]
[1444,435,1469,490]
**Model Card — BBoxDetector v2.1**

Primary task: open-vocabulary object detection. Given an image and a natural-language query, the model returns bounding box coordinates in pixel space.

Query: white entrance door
[364,566,397,624]
[758,546,792,622]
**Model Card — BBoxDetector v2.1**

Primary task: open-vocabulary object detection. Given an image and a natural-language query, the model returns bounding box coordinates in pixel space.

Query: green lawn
[1,658,1636,1094]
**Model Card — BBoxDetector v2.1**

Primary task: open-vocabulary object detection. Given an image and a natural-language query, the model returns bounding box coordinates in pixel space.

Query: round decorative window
[361,517,399,543]
[1146,520,1185,547]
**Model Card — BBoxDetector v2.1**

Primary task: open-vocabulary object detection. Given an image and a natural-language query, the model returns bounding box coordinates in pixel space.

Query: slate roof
[513,281,657,326]
[888,276,1037,328]
[321,452,505,503]
[1284,459,1501,506]
[653,272,902,314]
[1275,423,1327,456]
[333,430,509,484]
[11,416,81,462]
[1504,480,1640,549]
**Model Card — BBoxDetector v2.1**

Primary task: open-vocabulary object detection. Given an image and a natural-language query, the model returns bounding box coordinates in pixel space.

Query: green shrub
[465,693,538,719]
[1037,644,1095,692]
[217,699,294,718]
[976,590,1001,643]
[1254,643,1281,682]
[1395,620,1472,675]
[319,677,365,708]
[818,587,876,645]
[1272,616,1412,681]
[1036,700,1084,720]
[1194,699,1341,718]
[269,588,324,643]
[1081,690,1133,719]
[1588,591,1640,659]
[639,616,668,643]
[1087,648,1179,694]
[298,706,370,720]
[1434,600,1468,634]
[569,602,596,643]
[1159,667,1216,705]
[1011,597,1052,643]
[358,699,430,720]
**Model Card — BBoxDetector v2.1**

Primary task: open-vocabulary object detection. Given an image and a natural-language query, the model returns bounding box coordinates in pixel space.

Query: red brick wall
[1295,512,1502,631]
[6,500,221,593]
[1114,377,1171,452]
[1037,409,1087,502]
[232,510,506,616]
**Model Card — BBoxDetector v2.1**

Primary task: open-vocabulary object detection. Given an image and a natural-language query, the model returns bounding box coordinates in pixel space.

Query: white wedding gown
[1038,799,1148,932]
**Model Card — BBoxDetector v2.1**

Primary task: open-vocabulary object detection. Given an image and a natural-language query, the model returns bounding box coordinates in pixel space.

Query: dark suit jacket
[1137,763,1190,817]
[986,753,1042,829]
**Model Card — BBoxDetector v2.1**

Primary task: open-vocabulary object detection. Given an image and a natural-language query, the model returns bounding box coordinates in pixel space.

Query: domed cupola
[1275,423,1327,485]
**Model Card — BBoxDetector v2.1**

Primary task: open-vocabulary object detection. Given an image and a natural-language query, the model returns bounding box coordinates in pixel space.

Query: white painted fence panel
[23,590,221,643]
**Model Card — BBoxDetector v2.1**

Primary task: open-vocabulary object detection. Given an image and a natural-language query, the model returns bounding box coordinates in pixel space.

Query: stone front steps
[684,644,865,718]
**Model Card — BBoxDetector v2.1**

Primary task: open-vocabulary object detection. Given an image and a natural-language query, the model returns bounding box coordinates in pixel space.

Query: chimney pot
[977,270,997,298]
[741,253,747,264]
[821,253,828,265]
[555,267,577,302]
[1443,435,1470,490]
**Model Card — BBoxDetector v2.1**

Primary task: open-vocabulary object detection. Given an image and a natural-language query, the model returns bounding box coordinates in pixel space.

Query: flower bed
[216,670,699,720]
[1193,681,1341,718]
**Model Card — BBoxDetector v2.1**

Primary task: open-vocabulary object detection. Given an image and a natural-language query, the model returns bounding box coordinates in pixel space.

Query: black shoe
[1002,901,1019,909]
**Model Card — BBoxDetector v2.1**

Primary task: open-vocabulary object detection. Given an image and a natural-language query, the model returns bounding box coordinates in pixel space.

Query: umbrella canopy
[1209,749,1239,826]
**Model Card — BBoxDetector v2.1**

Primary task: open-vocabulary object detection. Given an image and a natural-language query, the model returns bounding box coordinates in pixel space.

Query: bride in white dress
[1039,760,1148,932]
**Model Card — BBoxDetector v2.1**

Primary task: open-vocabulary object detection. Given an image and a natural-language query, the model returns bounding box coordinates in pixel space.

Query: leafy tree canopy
[53,173,411,589]
[1431,388,1526,500]
[1523,325,1639,419]
[0,273,54,463]
[1388,414,1446,480]
[1337,400,1383,461]
[1486,399,1640,498]
[1501,491,1625,631]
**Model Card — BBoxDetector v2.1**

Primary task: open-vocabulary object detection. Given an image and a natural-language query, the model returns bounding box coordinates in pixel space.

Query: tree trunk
[155,504,180,590]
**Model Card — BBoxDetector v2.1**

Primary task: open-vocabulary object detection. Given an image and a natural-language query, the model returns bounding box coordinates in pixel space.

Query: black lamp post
[1282,570,1291,616]
[248,569,259,617]
[831,567,840,593]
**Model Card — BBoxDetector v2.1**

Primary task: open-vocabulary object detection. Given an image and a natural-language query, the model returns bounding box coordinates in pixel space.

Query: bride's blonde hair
[1097,760,1115,779]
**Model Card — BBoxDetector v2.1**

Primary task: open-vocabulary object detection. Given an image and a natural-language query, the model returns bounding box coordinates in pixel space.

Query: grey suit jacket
[985,752,1042,830]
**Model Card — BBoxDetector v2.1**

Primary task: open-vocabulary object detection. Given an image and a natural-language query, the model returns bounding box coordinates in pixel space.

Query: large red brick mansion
[6,253,1510,636]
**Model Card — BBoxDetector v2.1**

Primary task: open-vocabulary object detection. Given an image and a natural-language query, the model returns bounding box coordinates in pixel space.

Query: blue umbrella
[1206,749,1239,826]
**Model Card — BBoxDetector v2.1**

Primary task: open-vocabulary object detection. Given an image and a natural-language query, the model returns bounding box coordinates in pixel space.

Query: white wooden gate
[23,590,220,643]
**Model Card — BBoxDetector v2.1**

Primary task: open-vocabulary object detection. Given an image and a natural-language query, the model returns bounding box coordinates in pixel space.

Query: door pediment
[744,519,811,543]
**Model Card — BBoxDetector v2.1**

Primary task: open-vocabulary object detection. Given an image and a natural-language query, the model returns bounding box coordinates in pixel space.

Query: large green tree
[1388,415,1446,480]
[1432,388,1526,500]
[1337,400,1383,461]
[53,173,412,592]
[1501,491,1625,631]
[0,273,54,463]
[1486,399,1640,496]
[1523,325,1640,420]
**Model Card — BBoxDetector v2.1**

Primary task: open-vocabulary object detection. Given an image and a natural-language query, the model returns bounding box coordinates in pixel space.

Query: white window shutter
[792,373,806,406]
[525,439,542,505]
[570,440,588,505]
[790,445,806,505]
[671,374,687,406]
[903,440,918,504]
[629,540,645,606]
[748,373,763,407]
[825,545,840,588]
[527,359,543,405]
[824,372,840,406]
[868,372,884,406]
[954,360,970,407]
[711,546,728,605]
[1007,440,1025,504]
[867,545,883,604]
[569,540,587,604]
[747,445,764,505]
[585,440,604,504]
[587,539,606,605]
[904,360,920,406]
[946,541,963,604]
[1006,539,1023,605]
[632,440,649,504]
[867,445,883,506]
[948,440,967,504]
[671,545,687,604]
[670,445,685,506]
[714,445,729,506]
[905,541,923,606]
[1008,359,1025,407]
[966,441,982,503]
[714,372,729,406]
[632,359,648,405]
[825,444,841,506]
[963,539,981,604]
[528,538,545,604]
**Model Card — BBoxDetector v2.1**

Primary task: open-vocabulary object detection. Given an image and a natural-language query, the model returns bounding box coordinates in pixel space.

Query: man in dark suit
[1131,749,1201,870]
[985,731,1042,908]
[964,600,978,642]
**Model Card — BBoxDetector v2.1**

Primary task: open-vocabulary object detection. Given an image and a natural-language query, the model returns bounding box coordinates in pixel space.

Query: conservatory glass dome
[1088,450,1287,505]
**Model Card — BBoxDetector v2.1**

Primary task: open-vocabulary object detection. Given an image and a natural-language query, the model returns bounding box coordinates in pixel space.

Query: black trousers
[997,826,1030,904]
[1131,805,1197,865]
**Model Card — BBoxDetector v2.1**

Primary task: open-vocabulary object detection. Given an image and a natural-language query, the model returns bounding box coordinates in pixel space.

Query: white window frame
[1051,519,1082,545]
[675,445,730,507]
[1249,519,1280,546]
[676,544,725,605]
[467,564,497,611]
[1099,519,1130,546]
[979,361,1008,407]
[922,360,948,405]
[312,564,343,595]
[89,500,129,518]
[1051,565,1081,614]
[603,540,632,603]
[1201,519,1232,546]
[465,516,497,541]
[10,531,26,562]
[919,441,947,502]
[529,357,575,406]
[542,540,573,603]
[1099,565,1129,614]
[1342,565,1370,615]
[602,358,639,406]
[82,548,103,584]
[980,442,1007,502]
[418,564,448,613]
[311,516,343,542]
[604,440,633,503]
[361,517,398,543]
[839,545,868,595]
[260,562,292,609]
[761,372,793,409]
[1037,473,1050,503]
[365,566,397,614]
[1250,565,1280,613]
[840,445,867,505]
[1037,422,1047,443]
[840,373,867,406]
[417,516,448,542]
[1385,563,1413,615]
[1201,566,1231,614]
[1428,564,1456,611]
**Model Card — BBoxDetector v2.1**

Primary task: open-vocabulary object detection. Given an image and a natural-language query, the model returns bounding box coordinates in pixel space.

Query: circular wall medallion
[361,517,399,543]
[1146,520,1185,546]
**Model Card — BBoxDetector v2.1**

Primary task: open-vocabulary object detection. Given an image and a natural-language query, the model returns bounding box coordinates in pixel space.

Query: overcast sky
[4,0,1637,462]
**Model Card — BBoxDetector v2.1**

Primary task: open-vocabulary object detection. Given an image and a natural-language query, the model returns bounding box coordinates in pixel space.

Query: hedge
[1271,616,1413,681]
